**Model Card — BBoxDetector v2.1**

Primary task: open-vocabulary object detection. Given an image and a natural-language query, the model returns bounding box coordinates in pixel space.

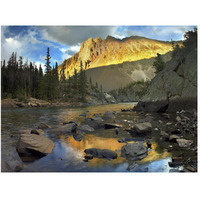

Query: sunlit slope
[58,36,173,78]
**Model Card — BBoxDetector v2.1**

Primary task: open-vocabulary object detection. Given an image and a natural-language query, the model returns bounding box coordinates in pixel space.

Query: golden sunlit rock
[58,36,173,78]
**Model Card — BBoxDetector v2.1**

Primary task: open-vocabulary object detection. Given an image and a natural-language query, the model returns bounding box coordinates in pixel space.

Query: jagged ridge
[58,35,173,78]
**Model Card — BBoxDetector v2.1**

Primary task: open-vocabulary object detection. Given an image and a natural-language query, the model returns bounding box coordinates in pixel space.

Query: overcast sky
[1,25,195,68]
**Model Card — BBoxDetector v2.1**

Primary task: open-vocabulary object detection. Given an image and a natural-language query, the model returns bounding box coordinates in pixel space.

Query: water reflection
[60,134,171,169]
[1,103,172,172]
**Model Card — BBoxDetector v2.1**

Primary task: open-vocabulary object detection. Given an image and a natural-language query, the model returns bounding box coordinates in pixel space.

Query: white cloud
[60,44,81,60]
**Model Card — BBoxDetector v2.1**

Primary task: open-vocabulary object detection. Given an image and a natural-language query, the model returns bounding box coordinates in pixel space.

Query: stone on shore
[176,139,193,148]
[104,123,122,129]
[38,123,51,129]
[133,122,152,134]
[169,135,180,143]
[31,129,44,135]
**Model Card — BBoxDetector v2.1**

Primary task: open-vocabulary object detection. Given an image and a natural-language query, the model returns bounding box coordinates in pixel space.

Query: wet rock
[127,162,138,171]
[84,148,117,159]
[102,111,115,120]
[31,129,44,135]
[73,133,83,142]
[104,123,122,129]
[85,117,104,129]
[14,164,24,172]
[101,149,118,159]
[77,124,94,133]
[85,154,93,160]
[121,142,148,161]
[169,135,180,143]
[63,120,80,126]
[118,138,126,143]
[176,139,193,148]
[16,134,54,158]
[1,161,11,172]
[38,123,51,129]
[133,122,152,134]
[146,140,152,149]
[48,123,77,134]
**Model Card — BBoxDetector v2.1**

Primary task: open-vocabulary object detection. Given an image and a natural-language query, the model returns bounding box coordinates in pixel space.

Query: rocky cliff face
[58,36,173,78]
[134,46,197,112]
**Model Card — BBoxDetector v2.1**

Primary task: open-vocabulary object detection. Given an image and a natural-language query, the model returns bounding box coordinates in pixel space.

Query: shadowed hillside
[85,51,172,92]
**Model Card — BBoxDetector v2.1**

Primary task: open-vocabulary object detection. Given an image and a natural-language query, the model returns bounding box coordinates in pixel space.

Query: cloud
[124,26,195,41]
[37,26,118,46]
[60,44,81,60]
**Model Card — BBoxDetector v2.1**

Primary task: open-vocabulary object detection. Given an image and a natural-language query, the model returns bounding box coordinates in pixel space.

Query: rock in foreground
[102,111,116,120]
[176,139,193,148]
[85,117,104,129]
[77,124,94,133]
[121,142,148,161]
[38,123,51,129]
[133,122,152,134]
[48,123,77,134]
[16,134,54,158]
[84,148,117,159]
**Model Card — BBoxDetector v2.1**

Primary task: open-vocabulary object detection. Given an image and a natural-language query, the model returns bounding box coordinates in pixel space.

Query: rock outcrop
[134,42,197,112]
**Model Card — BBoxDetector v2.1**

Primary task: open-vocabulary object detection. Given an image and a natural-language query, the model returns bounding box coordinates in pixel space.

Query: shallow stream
[1,103,174,172]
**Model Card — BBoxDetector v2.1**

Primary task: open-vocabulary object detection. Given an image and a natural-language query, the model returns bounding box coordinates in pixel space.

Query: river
[1,103,174,172]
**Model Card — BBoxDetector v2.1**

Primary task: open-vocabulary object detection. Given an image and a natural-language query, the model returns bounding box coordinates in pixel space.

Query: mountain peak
[58,35,173,78]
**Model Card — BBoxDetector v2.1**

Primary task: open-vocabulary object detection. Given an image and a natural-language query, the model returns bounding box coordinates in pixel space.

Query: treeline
[109,81,149,102]
[1,48,89,102]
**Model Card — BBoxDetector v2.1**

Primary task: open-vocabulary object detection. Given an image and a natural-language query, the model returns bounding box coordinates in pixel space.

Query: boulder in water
[102,111,115,120]
[16,134,54,158]
[121,142,148,161]
[85,117,104,129]
[77,124,94,133]
[48,123,77,134]
[38,123,51,129]
[84,148,117,159]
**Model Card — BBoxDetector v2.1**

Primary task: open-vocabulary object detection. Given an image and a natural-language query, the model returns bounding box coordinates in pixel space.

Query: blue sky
[1,25,195,69]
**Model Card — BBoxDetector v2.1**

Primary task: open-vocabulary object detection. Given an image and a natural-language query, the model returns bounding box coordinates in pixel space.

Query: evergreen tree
[153,53,165,73]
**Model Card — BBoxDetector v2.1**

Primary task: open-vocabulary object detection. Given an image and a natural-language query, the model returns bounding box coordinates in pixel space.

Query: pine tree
[153,53,165,73]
